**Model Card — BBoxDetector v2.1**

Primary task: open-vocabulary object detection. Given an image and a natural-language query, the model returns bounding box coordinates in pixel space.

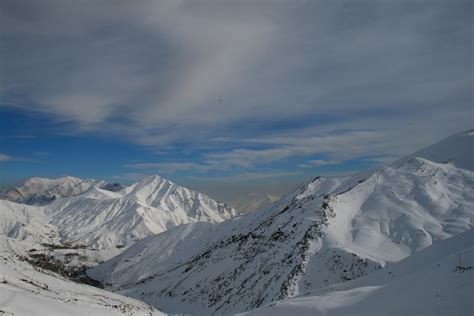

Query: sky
[0,0,472,205]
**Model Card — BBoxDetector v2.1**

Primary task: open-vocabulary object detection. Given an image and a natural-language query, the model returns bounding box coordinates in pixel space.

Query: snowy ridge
[89,130,474,315]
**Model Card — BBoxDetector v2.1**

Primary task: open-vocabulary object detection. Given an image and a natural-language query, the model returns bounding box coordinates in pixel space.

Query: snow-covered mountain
[0,175,236,268]
[0,174,237,314]
[47,175,236,257]
[0,176,108,205]
[0,236,165,315]
[88,130,474,315]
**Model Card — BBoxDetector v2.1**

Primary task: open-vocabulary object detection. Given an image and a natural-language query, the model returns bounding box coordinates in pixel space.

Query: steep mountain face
[244,229,474,316]
[0,175,236,268]
[88,130,474,315]
[0,176,107,205]
[122,175,236,224]
[0,236,164,315]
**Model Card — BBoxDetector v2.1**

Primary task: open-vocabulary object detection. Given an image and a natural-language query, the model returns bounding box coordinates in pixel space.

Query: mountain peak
[125,174,174,195]
[393,128,474,171]
[141,174,171,185]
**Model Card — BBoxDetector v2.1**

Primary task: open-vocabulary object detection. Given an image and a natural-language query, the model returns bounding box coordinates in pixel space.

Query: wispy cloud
[0,153,32,162]
[0,153,13,162]
[298,160,340,168]
[126,162,212,173]
[186,171,303,183]
[0,135,36,139]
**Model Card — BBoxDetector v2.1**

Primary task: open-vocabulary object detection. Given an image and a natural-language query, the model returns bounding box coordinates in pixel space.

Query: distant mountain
[0,175,236,268]
[0,174,236,315]
[88,130,474,315]
[49,175,236,256]
[0,176,107,205]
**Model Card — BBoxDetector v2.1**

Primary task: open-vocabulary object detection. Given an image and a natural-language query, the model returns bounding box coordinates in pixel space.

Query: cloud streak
[126,162,212,173]
[0,153,13,162]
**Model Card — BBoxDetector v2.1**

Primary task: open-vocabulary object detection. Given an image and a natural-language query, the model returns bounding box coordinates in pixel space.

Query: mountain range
[0,175,236,268]
[0,129,473,315]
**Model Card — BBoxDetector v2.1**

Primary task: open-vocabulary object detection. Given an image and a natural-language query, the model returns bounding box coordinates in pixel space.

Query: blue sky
[0,0,472,202]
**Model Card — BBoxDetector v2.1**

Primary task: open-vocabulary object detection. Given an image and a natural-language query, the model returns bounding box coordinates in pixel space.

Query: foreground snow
[0,237,164,316]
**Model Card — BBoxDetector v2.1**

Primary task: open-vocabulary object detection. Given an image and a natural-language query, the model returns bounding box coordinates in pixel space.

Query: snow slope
[0,200,60,245]
[0,236,164,316]
[243,229,474,316]
[89,130,474,314]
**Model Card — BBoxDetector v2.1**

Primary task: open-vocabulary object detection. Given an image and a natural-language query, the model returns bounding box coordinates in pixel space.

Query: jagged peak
[125,175,175,194]
[135,174,174,187]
